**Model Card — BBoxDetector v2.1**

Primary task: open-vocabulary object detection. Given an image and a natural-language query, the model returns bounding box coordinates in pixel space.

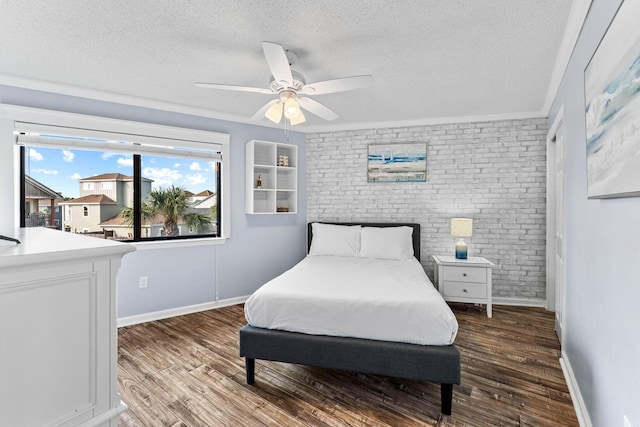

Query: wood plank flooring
[117,303,578,426]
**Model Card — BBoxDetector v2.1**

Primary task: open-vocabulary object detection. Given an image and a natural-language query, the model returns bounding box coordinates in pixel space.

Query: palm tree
[120,185,212,236]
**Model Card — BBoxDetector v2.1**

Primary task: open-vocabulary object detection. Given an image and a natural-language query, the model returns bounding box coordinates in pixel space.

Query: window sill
[131,237,228,251]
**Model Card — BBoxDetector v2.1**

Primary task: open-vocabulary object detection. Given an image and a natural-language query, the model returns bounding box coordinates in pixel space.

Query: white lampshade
[451,218,473,237]
[289,109,306,125]
[284,97,300,119]
[265,101,283,123]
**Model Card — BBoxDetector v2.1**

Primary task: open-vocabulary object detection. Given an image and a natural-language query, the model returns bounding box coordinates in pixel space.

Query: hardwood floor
[117,303,578,426]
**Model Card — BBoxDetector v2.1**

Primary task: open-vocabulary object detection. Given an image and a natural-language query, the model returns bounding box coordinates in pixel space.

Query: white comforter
[244,255,458,346]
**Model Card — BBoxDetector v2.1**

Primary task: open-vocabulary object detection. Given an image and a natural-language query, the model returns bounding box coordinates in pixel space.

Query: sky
[25,146,218,199]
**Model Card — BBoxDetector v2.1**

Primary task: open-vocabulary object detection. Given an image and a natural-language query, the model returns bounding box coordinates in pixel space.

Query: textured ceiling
[0,1,581,131]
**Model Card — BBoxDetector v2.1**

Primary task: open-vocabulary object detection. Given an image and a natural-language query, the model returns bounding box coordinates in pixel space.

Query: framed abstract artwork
[367,143,427,183]
[584,0,640,199]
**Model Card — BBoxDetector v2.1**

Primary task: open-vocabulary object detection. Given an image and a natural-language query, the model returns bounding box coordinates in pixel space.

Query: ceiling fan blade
[251,99,280,121]
[298,97,338,121]
[299,75,374,95]
[195,82,273,94]
[262,41,293,87]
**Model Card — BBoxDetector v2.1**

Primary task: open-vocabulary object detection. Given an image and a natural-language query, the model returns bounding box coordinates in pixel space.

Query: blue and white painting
[367,143,427,183]
[585,0,640,198]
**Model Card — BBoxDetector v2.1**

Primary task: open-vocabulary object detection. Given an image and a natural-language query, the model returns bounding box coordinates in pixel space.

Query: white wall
[548,1,640,425]
[0,86,307,321]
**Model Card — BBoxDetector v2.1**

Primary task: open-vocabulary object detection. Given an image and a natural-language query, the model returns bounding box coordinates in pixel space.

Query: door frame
[546,105,566,341]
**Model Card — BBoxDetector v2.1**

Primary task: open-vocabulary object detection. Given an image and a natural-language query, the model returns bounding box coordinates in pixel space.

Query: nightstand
[432,255,495,318]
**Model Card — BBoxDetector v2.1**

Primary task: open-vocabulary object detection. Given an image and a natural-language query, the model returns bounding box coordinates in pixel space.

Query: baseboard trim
[560,351,592,427]
[117,295,250,327]
[76,401,128,427]
[492,297,547,308]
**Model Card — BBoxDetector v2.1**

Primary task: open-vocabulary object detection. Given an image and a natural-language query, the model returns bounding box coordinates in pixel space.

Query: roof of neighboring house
[194,189,214,197]
[79,173,153,182]
[25,175,63,200]
[80,173,131,182]
[183,190,195,197]
[192,194,217,207]
[59,194,117,204]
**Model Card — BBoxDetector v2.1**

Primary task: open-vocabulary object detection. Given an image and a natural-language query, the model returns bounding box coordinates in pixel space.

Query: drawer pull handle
[462,273,467,277]
[463,289,468,293]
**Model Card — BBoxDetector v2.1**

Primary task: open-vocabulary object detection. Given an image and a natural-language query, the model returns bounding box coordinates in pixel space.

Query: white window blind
[14,122,223,161]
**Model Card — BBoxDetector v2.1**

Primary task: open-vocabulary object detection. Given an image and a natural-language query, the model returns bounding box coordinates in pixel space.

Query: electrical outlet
[139,276,148,289]
[624,415,632,427]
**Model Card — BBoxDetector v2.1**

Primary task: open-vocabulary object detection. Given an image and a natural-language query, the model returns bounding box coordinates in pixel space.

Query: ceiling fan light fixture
[265,101,283,123]
[289,109,306,125]
[283,96,301,119]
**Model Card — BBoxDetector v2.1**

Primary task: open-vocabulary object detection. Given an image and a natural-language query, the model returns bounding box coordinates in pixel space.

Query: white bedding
[244,255,458,346]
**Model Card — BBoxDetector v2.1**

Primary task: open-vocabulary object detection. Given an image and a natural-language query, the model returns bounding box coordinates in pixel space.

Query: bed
[239,222,461,415]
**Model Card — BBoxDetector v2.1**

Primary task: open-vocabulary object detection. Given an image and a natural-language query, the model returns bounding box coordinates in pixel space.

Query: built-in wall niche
[246,140,297,214]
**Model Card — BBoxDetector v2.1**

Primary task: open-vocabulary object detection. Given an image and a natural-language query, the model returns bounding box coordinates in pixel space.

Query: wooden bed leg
[441,383,453,415]
[245,358,255,384]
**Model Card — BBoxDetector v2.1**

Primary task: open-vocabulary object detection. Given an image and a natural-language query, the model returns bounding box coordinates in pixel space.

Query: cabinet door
[0,261,98,426]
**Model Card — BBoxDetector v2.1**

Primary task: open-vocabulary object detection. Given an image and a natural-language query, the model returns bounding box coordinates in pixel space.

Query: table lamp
[451,218,473,259]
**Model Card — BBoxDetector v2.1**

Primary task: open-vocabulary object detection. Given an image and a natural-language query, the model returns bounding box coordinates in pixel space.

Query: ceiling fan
[195,41,373,125]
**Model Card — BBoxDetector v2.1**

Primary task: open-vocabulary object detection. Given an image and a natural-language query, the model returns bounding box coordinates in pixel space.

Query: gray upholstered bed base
[239,325,460,415]
[240,222,461,415]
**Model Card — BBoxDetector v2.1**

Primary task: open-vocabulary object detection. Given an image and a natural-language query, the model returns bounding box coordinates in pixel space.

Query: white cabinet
[432,255,495,318]
[246,140,297,214]
[0,228,135,426]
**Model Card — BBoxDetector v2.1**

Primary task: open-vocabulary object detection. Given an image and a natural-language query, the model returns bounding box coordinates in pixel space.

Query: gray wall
[0,86,307,318]
[548,0,640,425]
[306,118,548,303]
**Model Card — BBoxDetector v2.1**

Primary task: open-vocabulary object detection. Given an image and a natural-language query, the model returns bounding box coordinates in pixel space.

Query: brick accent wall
[306,118,548,301]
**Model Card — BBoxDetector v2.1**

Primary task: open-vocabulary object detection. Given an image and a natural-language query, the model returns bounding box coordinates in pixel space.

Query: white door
[554,127,565,342]
[546,108,566,344]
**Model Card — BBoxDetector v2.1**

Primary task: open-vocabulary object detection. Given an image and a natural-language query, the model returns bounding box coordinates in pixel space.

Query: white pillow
[309,223,361,257]
[359,226,414,260]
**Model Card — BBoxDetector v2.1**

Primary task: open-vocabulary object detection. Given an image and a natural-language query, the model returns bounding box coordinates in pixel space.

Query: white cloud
[28,149,43,161]
[33,168,58,175]
[70,173,82,180]
[173,162,181,168]
[183,173,207,187]
[62,149,74,162]
[189,162,201,171]
[142,167,183,188]
[101,152,116,160]
[117,156,134,167]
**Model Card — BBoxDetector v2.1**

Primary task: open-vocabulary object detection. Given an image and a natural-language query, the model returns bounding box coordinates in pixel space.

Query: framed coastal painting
[584,0,640,199]
[367,143,427,183]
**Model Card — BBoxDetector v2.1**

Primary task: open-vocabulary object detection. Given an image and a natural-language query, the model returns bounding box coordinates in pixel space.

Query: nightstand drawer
[443,266,486,283]
[443,281,486,299]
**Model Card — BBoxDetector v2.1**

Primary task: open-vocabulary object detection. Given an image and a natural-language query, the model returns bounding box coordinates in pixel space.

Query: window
[17,119,229,242]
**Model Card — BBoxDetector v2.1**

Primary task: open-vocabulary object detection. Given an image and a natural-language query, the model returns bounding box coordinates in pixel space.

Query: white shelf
[246,140,297,214]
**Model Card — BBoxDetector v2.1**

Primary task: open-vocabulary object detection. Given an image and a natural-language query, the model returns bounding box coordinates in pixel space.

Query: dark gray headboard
[307,222,421,261]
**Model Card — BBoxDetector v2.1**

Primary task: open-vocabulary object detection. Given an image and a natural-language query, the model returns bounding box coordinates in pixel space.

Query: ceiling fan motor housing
[269,70,306,93]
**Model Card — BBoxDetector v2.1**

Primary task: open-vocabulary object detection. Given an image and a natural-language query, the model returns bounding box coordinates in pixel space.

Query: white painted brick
[306,117,548,301]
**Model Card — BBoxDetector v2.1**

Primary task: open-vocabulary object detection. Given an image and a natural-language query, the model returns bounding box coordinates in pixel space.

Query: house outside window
[18,123,227,242]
